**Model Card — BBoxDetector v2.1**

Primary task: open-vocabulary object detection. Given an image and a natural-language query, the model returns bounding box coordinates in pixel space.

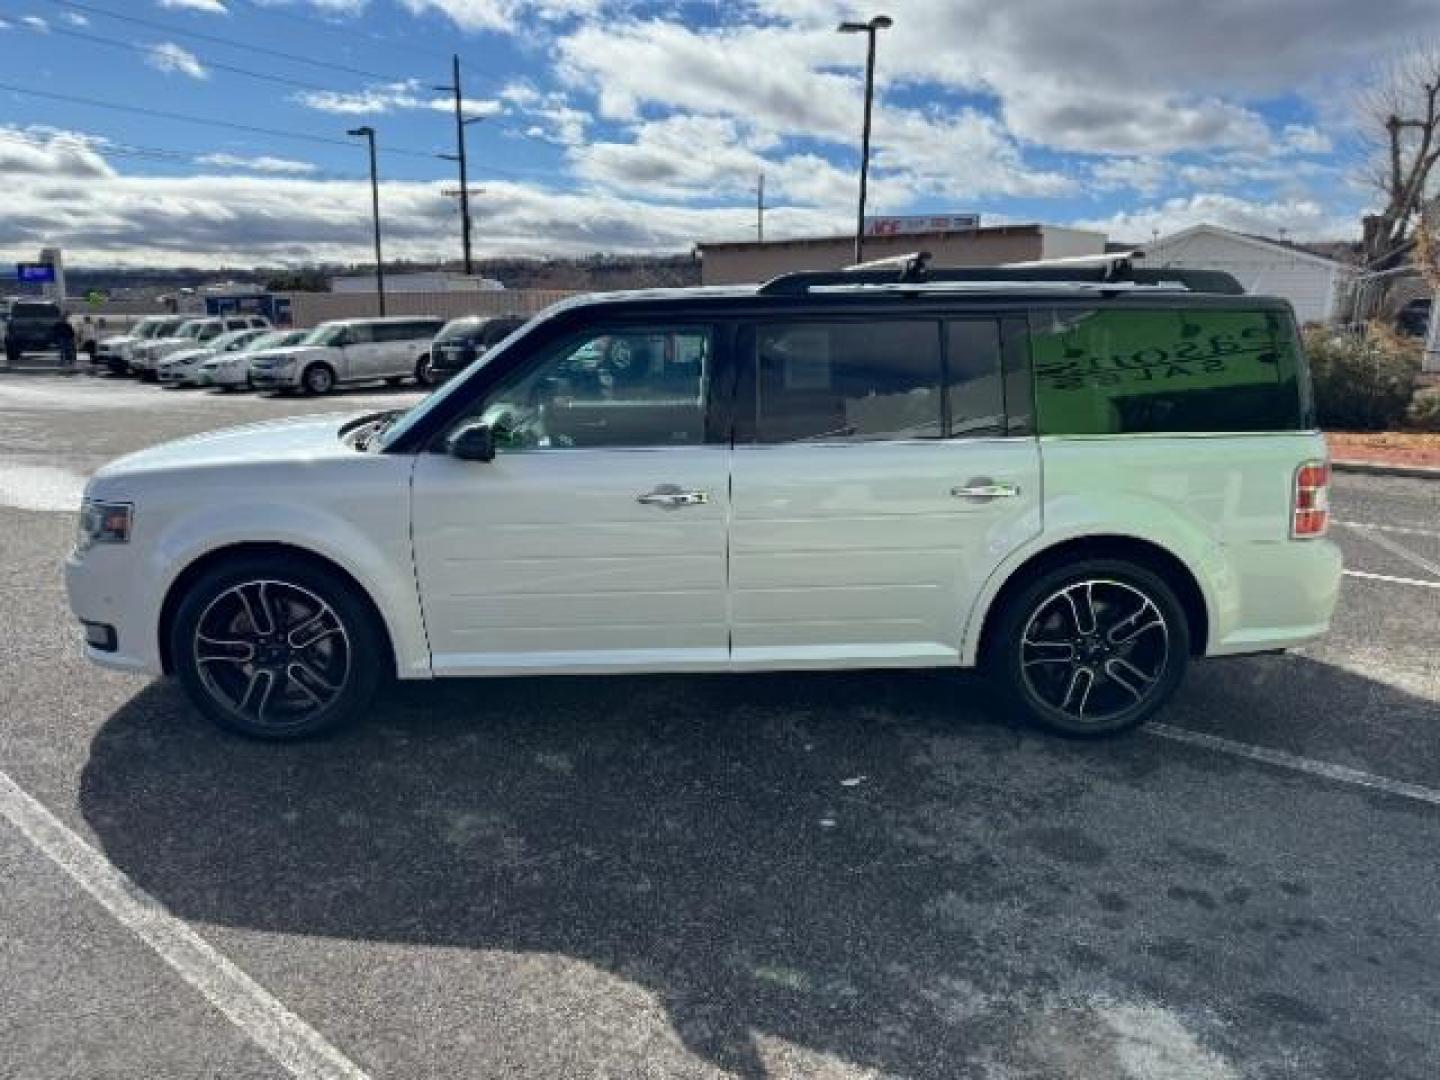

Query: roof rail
[757,257,1244,297]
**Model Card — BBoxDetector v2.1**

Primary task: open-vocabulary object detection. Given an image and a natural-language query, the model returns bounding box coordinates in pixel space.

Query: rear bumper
[1207,537,1343,656]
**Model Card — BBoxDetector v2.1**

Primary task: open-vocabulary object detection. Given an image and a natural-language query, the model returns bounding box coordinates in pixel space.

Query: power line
[48,0,422,85]
[0,81,444,159]
[0,127,370,180]
[35,21,367,95]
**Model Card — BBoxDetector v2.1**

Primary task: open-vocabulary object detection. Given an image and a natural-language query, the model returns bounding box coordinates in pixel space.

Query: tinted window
[1030,307,1307,435]
[13,302,61,318]
[346,323,375,345]
[755,320,942,442]
[464,327,710,450]
[946,320,1006,436]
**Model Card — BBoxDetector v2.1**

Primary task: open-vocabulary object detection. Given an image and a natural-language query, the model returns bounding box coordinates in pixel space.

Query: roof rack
[757,250,1244,297]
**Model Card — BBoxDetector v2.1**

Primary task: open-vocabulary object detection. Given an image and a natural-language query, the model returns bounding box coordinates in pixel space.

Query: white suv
[130,316,270,379]
[65,262,1342,740]
[248,317,445,394]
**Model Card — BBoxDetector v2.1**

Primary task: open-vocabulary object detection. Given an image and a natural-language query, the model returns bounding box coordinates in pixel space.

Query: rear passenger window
[346,324,375,345]
[755,321,943,442]
[946,321,1006,436]
[1030,308,1306,435]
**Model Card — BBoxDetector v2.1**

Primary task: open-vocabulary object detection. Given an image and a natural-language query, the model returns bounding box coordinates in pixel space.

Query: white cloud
[20,15,49,32]
[1283,124,1334,154]
[147,41,208,79]
[1074,192,1358,243]
[62,12,90,25]
[1091,158,1171,197]
[196,153,318,174]
[398,0,603,33]
[157,0,230,12]
[0,127,114,180]
[295,79,500,119]
[0,136,841,267]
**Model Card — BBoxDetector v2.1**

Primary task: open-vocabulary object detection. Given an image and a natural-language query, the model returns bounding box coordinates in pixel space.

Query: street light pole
[838,14,892,265]
[347,125,385,316]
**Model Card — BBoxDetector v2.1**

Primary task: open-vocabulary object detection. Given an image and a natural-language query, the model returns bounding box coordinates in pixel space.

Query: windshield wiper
[355,408,405,452]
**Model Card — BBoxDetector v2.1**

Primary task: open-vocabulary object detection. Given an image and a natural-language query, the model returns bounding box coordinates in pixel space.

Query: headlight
[77,499,133,550]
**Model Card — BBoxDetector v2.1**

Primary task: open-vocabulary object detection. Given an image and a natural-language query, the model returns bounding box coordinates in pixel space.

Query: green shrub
[1302,330,1420,430]
[1409,387,1440,431]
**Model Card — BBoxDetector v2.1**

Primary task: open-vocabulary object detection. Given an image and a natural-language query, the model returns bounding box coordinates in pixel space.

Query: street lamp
[347,125,386,316]
[838,14,892,264]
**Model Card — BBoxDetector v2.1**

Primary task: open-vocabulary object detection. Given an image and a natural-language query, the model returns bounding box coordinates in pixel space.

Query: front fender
[149,497,431,679]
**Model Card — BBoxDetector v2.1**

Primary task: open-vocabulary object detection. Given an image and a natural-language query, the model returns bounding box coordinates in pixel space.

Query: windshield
[152,318,187,337]
[242,329,300,353]
[210,330,257,352]
[132,318,167,338]
[377,314,545,451]
[435,319,483,343]
[174,321,208,339]
[304,323,348,346]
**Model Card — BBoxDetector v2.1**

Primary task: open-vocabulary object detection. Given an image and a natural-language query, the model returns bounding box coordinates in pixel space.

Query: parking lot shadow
[80,660,1440,1079]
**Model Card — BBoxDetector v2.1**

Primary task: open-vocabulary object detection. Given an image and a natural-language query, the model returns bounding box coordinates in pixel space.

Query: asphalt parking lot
[1,368,1437,1079]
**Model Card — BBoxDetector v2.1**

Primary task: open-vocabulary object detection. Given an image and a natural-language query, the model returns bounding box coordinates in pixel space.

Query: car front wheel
[987,558,1190,736]
[414,354,436,387]
[171,557,384,739]
[301,363,335,395]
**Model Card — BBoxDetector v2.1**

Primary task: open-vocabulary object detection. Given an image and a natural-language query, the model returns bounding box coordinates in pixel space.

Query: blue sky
[0,0,1432,267]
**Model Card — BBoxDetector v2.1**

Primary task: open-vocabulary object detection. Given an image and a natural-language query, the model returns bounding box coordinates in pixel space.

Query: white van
[64,261,1342,740]
[248,317,445,394]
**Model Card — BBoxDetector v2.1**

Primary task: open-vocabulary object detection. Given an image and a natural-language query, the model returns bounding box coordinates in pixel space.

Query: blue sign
[17,262,56,284]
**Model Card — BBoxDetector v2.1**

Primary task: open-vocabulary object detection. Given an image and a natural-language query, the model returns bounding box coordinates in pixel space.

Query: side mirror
[446,422,495,463]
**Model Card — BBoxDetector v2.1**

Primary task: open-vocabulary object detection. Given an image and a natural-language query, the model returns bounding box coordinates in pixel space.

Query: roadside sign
[17,262,57,283]
[863,214,980,237]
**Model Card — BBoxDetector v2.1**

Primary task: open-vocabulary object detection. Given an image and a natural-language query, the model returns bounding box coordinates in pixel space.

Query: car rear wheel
[986,558,1190,736]
[171,556,384,739]
[414,354,436,387]
[301,363,335,395]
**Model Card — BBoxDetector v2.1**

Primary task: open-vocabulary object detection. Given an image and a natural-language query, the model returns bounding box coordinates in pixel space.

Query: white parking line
[1339,523,1440,580]
[1335,520,1440,541]
[1147,725,1440,809]
[1342,569,1440,590]
[0,770,373,1080]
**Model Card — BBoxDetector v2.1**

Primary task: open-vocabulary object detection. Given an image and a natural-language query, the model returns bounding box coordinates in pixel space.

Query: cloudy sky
[0,0,1429,268]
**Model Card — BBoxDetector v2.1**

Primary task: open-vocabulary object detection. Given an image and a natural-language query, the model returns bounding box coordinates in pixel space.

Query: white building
[1145,224,1354,324]
[330,271,503,294]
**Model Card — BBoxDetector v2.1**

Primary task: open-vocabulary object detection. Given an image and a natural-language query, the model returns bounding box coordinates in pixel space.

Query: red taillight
[1292,460,1330,538]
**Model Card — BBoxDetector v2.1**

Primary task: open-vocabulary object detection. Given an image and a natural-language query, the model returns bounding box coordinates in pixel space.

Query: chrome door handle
[951,481,1020,500]
[637,486,710,509]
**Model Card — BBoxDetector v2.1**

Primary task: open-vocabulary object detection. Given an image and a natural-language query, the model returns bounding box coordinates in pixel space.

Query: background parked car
[3,300,75,365]
[428,315,527,382]
[96,315,185,375]
[195,328,310,389]
[157,327,272,386]
[129,316,270,380]
[248,317,444,394]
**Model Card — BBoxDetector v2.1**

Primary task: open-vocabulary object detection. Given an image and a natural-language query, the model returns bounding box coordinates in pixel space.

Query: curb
[1332,459,1440,480]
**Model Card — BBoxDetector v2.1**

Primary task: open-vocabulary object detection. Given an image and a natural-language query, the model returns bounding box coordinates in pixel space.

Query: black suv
[427,315,527,383]
[4,300,75,365]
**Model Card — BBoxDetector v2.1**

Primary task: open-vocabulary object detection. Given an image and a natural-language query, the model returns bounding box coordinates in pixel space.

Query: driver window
[470,327,710,451]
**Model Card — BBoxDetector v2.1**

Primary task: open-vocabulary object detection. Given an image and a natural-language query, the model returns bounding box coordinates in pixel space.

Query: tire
[414,353,436,388]
[985,558,1190,737]
[5,346,20,365]
[301,363,335,395]
[170,555,385,739]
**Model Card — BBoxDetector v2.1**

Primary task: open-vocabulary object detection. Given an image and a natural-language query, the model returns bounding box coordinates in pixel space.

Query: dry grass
[1327,431,1440,467]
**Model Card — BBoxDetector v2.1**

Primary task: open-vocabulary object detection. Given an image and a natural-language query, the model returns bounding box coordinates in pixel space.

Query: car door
[337,322,379,382]
[728,314,1042,669]
[411,322,730,675]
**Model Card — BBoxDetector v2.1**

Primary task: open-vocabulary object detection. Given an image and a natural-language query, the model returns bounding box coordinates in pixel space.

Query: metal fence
[282,289,580,328]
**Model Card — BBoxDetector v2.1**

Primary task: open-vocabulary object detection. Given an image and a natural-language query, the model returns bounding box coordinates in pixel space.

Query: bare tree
[1358,48,1440,267]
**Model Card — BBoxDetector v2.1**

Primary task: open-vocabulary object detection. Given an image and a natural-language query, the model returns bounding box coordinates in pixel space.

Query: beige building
[698,224,1107,285]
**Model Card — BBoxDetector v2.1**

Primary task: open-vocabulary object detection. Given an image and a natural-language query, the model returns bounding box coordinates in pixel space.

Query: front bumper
[64,545,162,675]
[250,367,300,389]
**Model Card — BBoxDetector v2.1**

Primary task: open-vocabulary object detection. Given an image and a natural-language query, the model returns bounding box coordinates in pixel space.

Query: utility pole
[756,172,765,242]
[838,15,892,264]
[437,54,480,276]
[347,125,385,316]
